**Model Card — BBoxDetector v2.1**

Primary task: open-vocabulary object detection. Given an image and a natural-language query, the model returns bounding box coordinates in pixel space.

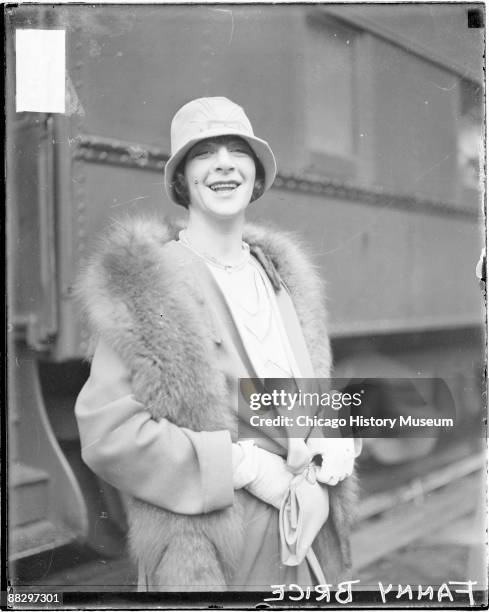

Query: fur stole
[77,214,357,587]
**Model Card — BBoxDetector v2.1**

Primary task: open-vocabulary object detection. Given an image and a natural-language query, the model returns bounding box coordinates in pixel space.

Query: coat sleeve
[75,339,234,514]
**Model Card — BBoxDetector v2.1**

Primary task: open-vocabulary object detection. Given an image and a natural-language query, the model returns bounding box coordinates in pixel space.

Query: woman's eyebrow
[190,141,214,153]
[226,138,252,149]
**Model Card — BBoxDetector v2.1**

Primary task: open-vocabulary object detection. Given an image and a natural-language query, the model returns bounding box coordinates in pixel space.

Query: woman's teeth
[209,182,239,192]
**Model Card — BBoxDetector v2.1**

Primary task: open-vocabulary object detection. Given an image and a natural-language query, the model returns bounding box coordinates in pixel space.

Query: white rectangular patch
[16,29,66,113]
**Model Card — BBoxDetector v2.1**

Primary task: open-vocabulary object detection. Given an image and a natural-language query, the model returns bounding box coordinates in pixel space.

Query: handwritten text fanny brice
[263,580,478,605]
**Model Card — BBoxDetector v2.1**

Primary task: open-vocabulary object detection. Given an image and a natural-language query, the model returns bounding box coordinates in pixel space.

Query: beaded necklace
[179,230,250,273]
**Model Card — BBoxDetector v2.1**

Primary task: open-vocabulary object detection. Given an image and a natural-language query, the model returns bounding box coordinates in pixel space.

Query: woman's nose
[214,146,234,172]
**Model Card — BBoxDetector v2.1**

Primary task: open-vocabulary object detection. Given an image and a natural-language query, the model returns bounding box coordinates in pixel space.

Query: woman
[75,97,358,591]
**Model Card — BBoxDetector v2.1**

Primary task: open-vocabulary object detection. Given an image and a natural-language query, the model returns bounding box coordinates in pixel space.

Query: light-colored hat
[164,97,277,206]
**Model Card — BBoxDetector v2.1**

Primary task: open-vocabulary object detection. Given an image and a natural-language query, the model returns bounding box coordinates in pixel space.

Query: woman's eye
[193,149,211,158]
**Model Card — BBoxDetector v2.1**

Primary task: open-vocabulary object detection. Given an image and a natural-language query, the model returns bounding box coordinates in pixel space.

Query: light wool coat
[76,215,357,588]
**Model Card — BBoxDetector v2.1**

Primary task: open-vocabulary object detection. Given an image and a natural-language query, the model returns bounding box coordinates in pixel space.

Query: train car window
[305,16,357,178]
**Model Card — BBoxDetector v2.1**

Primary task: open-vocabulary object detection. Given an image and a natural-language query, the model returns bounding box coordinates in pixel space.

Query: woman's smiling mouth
[208,181,240,193]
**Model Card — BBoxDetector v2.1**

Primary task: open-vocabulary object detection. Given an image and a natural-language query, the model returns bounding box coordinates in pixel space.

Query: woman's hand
[233,441,293,508]
[305,437,355,485]
[286,437,312,474]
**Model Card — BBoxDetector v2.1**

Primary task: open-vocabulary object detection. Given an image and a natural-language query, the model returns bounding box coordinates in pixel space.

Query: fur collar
[78,214,332,378]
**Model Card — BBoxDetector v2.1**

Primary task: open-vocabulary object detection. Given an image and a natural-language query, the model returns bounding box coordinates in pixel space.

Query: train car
[6,4,485,565]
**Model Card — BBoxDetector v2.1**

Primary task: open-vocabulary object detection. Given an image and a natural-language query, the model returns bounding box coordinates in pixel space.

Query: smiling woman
[75,96,358,591]
[184,136,257,218]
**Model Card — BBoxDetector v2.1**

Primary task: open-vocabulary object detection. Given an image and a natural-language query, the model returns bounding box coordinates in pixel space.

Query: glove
[232,441,258,489]
[286,437,312,474]
[232,441,293,508]
[306,436,355,485]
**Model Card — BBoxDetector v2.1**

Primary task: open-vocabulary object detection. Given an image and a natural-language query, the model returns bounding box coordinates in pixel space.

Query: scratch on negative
[110,195,150,208]
[211,8,234,45]
[431,81,458,92]
[414,154,452,183]
[314,226,377,257]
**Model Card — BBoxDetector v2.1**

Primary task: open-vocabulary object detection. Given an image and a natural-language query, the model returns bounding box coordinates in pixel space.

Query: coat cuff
[190,429,234,512]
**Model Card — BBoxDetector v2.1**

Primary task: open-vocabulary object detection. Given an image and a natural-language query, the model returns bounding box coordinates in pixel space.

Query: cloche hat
[164,97,277,206]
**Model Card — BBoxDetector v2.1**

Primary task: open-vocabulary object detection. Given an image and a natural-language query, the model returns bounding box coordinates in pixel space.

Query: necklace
[179,230,250,273]
[241,304,273,341]
[221,265,262,316]
[180,230,276,342]
[238,270,261,316]
[227,266,274,341]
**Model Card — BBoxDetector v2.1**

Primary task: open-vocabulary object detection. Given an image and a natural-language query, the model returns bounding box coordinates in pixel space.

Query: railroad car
[6,4,485,563]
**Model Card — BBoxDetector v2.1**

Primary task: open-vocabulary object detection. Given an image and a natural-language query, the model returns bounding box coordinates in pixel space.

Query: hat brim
[164,128,277,206]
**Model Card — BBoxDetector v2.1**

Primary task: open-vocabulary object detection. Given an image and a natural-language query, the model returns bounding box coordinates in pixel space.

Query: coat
[76,215,358,589]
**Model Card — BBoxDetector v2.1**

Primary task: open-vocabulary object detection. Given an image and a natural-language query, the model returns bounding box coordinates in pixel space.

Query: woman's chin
[198,197,250,219]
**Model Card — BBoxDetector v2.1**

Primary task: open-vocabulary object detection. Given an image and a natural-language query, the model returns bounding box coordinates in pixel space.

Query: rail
[74,134,480,221]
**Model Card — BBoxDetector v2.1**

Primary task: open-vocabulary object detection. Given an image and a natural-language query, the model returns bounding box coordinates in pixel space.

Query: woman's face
[184,136,256,220]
